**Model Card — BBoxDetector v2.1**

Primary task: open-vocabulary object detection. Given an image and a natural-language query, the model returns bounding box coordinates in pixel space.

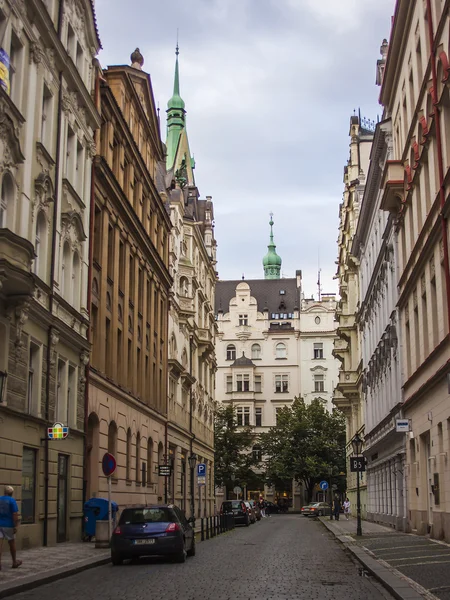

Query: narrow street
[12,516,393,600]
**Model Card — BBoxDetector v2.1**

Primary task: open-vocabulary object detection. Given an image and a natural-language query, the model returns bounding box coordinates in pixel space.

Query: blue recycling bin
[84,498,118,538]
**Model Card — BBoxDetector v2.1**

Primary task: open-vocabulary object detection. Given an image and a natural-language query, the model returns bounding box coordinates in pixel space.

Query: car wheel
[318,511,323,516]
[111,553,124,566]
[187,537,196,557]
[174,547,187,563]
[245,517,250,527]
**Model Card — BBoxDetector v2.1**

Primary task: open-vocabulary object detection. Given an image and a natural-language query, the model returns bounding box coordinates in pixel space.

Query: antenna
[317,247,322,302]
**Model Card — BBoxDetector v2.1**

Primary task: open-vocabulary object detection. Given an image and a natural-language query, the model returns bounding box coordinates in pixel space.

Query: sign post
[102,453,117,540]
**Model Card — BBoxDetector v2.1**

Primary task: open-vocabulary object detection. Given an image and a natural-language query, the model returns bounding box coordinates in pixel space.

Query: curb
[0,554,111,599]
[319,518,431,600]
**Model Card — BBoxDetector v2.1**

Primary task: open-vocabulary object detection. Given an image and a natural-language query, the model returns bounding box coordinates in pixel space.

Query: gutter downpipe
[425,0,450,331]
[43,0,64,547]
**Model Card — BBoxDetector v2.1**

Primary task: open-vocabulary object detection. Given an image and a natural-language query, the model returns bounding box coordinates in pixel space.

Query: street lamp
[351,432,363,536]
[188,453,197,521]
[0,371,7,404]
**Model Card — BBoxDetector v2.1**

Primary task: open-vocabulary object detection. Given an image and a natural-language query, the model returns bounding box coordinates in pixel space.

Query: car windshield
[119,507,172,525]
[311,503,320,507]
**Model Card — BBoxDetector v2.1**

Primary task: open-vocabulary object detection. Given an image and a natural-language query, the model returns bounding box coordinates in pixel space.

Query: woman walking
[343,497,351,520]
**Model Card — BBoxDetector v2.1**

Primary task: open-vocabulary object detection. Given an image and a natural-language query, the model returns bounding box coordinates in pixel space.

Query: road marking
[396,559,450,567]
[370,544,436,551]
[390,554,450,562]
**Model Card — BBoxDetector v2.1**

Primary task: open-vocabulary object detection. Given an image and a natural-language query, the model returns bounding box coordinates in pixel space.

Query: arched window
[181,348,188,368]
[108,421,118,478]
[92,277,99,297]
[126,428,132,481]
[275,343,286,359]
[252,445,262,462]
[226,344,236,361]
[179,276,189,297]
[135,432,141,484]
[251,344,261,359]
[118,304,123,322]
[72,252,80,310]
[147,437,153,485]
[34,212,48,280]
[0,173,14,229]
[62,242,72,301]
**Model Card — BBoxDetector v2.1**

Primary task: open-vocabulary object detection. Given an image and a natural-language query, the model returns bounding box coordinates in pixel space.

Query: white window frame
[251,343,261,359]
[238,314,248,326]
[314,374,325,392]
[275,374,289,393]
[254,374,262,393]
[226,375,232,393]
[255,407,262,427]
[28,341,42,416]
[313,343,324,359]
[226,345,236,361]
[275,342,287,359]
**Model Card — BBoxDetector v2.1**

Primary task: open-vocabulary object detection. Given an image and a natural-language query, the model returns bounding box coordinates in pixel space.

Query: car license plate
[134,539,155,545]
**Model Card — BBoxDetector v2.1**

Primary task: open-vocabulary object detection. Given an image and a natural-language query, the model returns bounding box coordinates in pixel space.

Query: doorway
[57,454,68,542]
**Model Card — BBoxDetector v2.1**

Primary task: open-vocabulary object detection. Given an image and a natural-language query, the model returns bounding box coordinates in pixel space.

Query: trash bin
[84,498,118,539]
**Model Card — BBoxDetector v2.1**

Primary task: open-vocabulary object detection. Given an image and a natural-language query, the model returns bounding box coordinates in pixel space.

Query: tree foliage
[260,397,346,501]
[214,404,258,495]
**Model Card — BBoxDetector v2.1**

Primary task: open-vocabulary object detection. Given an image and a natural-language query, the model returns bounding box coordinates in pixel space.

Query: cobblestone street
[11,515,393,600]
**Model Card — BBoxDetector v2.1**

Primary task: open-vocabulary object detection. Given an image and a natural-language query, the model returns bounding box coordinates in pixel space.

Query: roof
[215,278,300,315]
[231,352,255,368]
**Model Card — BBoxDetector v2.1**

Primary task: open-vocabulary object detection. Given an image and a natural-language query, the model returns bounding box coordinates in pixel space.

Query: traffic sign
[396,419,411,432]
[197,463,206,477]
[197,476,206,486]
[158,464,172,477]
[319,481,328,491]
[349,456,366,472]
[233,486,242,496]
[102,452,116,477]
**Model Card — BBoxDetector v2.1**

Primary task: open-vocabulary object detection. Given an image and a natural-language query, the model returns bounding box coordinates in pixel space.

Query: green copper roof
[263,214,282,279]
[166,45,186,170]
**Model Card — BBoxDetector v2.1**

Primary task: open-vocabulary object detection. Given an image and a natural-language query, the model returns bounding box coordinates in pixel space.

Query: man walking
[333,495,341,521]
[0,485,22,569]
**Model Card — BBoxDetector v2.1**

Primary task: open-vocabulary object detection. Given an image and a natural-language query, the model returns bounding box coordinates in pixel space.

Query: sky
[95,0,395,298]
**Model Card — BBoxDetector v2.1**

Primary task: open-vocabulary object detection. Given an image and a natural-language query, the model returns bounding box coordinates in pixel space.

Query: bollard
[210,516,214,537]
[216,515,219,536]
[219,514,223,534]
[201,518,204,541]
[206,516,209,540]
[94,520,110,549]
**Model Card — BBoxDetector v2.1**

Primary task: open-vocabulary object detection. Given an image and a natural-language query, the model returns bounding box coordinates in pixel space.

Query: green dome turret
[166,45,186,169]
[263,214,282,279]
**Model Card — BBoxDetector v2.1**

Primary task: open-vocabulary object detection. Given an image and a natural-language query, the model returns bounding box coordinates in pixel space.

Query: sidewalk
[0,543,110,598]
[320,516,450,600]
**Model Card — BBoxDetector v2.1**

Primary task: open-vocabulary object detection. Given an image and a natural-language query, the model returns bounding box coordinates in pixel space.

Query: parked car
[111,505,195,565]
[265,501,280,514]
[301,503,315,516]
[247,500,262,521]
[307,502,331,517]
[220,500,250,526]
[244,501,256,523]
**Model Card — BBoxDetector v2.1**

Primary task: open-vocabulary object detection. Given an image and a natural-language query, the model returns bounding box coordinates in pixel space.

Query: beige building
[333,114,374,518]
[379,0,450,540]
[86,49,172,509]
[166,47,217,519]
[0,0,100,547]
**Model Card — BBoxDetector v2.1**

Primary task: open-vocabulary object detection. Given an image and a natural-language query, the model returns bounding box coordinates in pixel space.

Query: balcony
[0,229,35,298]
[380,161,404,213]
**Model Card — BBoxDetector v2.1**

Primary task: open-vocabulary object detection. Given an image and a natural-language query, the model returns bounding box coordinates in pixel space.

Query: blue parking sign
[197,463,207,477]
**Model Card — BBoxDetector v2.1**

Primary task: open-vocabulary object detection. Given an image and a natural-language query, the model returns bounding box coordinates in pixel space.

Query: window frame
[275,374,289,393]
[21,447,37,524]
[275,342,287,359]
[251,343,261,360]
[255,407,262,427]
[238,314,248,326]
[313,342,324,359]
[226,344,236,361]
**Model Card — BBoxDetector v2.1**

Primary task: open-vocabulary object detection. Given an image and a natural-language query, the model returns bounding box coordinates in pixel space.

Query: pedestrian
[343,497,351,520]
[0,485,22,570]
[259,497,266,518]
[333,495,341,521]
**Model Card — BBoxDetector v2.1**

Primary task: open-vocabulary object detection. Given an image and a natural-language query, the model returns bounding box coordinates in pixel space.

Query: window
[34,212,47,280]
[275,343,286,359]
[252,445,262,462]
[313,343,324,359]
[40,85,53,149]
[21,448,36,524]
[255,375,262,393]
[147,438,153,485]
[62,242,71,301]
[255,407,262,427]
[251,344,261,359]
[236,407,250,426]
[108,421,118,477]
[135,432,141,484]
[315,316,321,325]
[226,344,236,361]
[236,374,250,392]
[65,126,76,181]
[276,407,283,425]
[238,314,248,326]
[67,364,76,427]
[72,252,80,311]
[226,375,232,393]
[126,428,132,481]
[314,374,325,392]
[275,374,289,393]
[0,173,14,229]
[56,358,67,423]
[28,342,40,414]
[10,31,24,105]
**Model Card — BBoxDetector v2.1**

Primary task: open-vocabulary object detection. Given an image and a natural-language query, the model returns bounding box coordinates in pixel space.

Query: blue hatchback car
[111,505,195,565]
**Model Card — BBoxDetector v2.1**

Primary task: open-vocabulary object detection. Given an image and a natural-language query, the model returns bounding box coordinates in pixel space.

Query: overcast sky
[95,0,394,298]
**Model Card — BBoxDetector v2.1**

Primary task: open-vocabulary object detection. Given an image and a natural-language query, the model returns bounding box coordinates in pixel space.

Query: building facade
[0,0,100,547]
[353,104,406,529]
[379,0,450,540]
[333,114,374,518]
[166,48,217,519]
[215,220,339,508]
[86,49,172,509]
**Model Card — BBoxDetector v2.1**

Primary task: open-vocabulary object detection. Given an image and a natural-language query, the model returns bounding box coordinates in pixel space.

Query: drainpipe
[425,0,450,331]
[43,0,64,547]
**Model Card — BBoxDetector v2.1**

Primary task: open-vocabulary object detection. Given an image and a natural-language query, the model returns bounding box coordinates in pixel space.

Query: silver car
[244,501,256,524]
[307,502,331,517]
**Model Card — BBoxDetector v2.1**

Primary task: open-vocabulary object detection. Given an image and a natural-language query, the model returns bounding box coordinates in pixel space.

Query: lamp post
[188,453,197,521]
[329,466,333,520]
[351,432,363,537]
[0,371,7,404]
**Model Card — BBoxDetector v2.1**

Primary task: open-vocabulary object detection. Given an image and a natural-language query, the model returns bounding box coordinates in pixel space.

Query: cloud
[94,0,395,297]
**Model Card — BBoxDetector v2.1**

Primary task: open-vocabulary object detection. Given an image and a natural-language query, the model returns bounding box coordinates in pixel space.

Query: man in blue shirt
[0,485,22,569]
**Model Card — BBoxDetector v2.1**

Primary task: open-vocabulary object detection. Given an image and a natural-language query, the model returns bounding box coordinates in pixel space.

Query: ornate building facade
[0,0,100,547]
[379,0,450,540]
[86,49,172,508]
[166,48,217,519]
[333,114,373,518]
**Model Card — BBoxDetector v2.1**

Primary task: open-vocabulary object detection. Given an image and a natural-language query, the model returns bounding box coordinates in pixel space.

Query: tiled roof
[89,0,102,49]
[231,352,255,368]
[215,278,300,315]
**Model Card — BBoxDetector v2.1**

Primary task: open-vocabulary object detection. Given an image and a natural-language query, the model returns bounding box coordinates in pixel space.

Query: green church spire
[166,44,186,170]
[263,213,282,279]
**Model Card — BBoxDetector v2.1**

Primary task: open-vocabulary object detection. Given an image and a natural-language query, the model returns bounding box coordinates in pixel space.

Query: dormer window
[238,314,248,326]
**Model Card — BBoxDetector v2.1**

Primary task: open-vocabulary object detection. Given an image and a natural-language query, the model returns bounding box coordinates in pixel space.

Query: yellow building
[86,49,172,508]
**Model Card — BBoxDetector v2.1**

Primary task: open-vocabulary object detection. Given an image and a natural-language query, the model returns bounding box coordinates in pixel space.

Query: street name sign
[349,456,366,472]
[396,419,411,432]
[158,464,172,477]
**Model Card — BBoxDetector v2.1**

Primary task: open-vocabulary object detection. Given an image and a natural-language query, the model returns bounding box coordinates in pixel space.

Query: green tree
[214,404,258,497]
[260,397,346,501]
